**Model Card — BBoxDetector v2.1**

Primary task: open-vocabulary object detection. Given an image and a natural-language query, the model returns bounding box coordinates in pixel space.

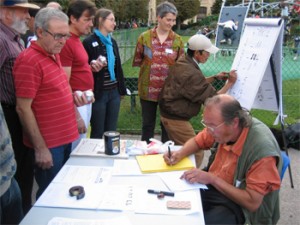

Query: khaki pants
[160,116,204,168]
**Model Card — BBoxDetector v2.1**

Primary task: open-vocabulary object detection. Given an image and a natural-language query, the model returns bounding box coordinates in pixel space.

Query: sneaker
[294,56,298,61]
[220,39,226,44]
[228,38,232,45]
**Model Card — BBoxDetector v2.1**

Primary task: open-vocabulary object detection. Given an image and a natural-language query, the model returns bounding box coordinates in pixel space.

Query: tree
[95,0,148,24]
[157,0,200,30]
[211,0,222,15]
[174,0,200,29]
[122,0,148,22]
[29,0,149,26]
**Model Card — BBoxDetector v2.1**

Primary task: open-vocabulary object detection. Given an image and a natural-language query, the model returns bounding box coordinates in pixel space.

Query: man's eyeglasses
[201,120,226,132]
[45,30,71,40]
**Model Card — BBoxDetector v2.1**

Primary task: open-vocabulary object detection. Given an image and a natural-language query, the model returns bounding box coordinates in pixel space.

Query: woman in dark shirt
[83,8,126,138]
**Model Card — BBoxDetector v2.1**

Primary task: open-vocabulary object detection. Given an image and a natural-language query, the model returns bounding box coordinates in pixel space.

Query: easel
[270,55,294,188]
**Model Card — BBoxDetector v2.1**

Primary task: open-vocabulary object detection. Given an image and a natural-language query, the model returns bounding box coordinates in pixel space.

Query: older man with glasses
[0,0,39,214]
[13,7,79,199]
[164,94,282,225]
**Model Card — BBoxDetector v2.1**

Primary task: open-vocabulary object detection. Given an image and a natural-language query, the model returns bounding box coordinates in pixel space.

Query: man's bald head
[46,2,62,10]
[204,94,252,129]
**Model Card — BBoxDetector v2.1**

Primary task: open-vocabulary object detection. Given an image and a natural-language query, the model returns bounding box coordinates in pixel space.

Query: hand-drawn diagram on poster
[227,18,283,113]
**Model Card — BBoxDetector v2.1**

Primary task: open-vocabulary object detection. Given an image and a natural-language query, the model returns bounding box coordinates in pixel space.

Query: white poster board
[228,18,283,117]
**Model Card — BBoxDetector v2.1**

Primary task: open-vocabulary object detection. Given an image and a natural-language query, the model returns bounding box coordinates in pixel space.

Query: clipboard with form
[135,154,194,173]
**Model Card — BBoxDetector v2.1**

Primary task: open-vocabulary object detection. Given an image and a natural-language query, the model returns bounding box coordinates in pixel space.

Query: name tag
[92,42,99,47]
[165,48,173,54]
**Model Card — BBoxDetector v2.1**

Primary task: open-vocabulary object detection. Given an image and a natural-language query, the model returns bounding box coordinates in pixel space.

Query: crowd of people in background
[0,0,285,225]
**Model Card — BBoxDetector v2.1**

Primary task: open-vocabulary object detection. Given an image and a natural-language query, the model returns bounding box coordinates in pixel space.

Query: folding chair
[280,151,290,180]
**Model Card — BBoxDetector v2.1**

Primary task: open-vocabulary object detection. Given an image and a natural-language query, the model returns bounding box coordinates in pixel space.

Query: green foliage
[174,0,200,23]
[34,0,149,22]
[211,0,222,15]
[94,0,148,22]
[157,0,200,29]
[127,0,148,21]
[199,15,219,26]
[290,23,300,36]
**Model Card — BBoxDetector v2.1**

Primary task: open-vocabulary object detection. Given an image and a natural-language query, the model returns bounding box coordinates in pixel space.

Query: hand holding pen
[215,69,237,81]
[227,69,237,83]
[163,146,183,166]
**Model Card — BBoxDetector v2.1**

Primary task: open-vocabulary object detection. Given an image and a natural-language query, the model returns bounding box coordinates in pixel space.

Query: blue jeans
[90,88,121,139]
[0,178,24,224]
[35,143,71,199]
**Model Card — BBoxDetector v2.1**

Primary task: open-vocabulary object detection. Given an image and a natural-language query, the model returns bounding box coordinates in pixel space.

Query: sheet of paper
[135,154,194,173]
[35,183,136,211]
[158,171,208,192]
[72,138,105,154]
[71,138,129,159]
[135,188,200,215]
[112,159,142,176]
[47,216,132,225]
[53,165,112,185]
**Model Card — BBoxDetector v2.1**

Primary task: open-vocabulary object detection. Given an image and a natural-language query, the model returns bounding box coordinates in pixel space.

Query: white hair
[34,7,68,31]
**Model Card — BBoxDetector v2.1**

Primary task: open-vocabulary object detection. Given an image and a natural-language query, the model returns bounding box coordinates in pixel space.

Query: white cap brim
[205,45,219,54]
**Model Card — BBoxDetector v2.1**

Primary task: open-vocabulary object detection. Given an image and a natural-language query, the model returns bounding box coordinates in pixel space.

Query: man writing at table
[164,94,282,225]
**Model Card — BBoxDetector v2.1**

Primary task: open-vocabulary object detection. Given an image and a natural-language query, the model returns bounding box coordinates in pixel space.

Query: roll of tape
[69,186,85,200]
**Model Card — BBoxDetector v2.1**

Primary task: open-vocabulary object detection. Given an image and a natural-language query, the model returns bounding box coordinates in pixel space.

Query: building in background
[148,0,156,26]
[199,0,216,17]
[147,0,216,25]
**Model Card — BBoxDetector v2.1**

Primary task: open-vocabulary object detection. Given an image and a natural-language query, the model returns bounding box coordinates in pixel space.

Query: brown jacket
[158,55,216,120]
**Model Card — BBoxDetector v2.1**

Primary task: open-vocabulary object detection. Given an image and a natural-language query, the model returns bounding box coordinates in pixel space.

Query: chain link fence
[114,28,300,134]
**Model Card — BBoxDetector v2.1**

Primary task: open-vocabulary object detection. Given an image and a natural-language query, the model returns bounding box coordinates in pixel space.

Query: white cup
[98,55,107,65]
[85,90,94,102]
[75,90,83,97]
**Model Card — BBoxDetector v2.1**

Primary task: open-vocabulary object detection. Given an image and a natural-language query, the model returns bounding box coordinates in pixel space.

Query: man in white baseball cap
[0,0,39,217]
[159,34,237,168]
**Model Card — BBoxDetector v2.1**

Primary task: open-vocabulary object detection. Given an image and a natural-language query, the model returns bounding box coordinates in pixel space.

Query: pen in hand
[168,146,172,165]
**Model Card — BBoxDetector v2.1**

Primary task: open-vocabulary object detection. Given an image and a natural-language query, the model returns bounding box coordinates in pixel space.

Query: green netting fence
[113,28,300,134]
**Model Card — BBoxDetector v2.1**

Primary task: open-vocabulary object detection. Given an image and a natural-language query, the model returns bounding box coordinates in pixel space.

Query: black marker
[147,189,175,197]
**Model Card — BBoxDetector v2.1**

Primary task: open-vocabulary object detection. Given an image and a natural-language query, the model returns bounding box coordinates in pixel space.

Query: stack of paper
[135,154,194,173]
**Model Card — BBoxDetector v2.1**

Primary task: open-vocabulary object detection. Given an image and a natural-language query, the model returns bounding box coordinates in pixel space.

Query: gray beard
[11,18,28,34]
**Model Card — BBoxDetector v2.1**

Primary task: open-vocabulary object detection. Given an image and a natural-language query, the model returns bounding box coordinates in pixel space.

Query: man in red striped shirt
[13,7,79,198]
